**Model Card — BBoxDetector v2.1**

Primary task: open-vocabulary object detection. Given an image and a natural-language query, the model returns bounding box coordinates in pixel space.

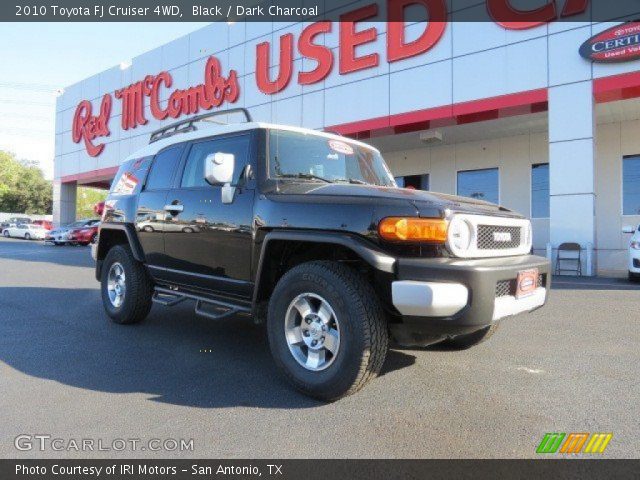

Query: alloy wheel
[107,262,126,308]
[284,293,341,371]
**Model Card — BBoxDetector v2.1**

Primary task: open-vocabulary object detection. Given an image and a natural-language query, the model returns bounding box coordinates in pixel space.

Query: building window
[395,174,429,190]
[457,168,499,204]
[531,163,550,218]
[623,155,640,215]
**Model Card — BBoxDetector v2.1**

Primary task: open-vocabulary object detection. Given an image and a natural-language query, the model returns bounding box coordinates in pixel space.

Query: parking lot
[0,236,638,458]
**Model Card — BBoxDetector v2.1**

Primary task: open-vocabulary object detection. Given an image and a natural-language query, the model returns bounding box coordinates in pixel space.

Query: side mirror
[622,225,635,234]
[204,152,235,186]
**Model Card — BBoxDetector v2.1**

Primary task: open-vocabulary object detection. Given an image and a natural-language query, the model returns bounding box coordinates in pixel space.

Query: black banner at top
[2,0,640,22]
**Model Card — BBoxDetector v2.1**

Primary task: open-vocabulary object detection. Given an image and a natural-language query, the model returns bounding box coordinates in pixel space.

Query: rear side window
[181,134,251,188]
[110,156,152,195]
[146,146,184,190]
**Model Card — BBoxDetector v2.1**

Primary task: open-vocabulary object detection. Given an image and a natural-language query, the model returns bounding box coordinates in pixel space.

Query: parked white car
[2,223,47,240]
[623,224,640,281]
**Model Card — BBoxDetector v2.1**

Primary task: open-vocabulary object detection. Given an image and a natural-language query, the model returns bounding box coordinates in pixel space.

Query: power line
[0,98,54,107]
[0,81,62,93]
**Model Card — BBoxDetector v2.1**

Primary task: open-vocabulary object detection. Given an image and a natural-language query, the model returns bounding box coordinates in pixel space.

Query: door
[135,144,185,267]
[162,132,256,298]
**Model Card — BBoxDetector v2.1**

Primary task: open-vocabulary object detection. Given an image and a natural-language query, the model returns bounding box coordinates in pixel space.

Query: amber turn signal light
[378,217,448,242]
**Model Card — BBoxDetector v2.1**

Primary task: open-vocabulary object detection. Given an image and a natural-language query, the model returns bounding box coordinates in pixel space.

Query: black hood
[272,182,520,218]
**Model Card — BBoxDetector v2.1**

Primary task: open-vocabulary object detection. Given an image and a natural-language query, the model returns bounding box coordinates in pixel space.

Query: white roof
[125,121,380,162]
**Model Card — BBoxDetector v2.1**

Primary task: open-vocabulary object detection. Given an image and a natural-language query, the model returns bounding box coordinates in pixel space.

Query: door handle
[164,204,184,212]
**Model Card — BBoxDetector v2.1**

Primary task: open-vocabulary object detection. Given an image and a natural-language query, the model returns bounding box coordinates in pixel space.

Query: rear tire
[442,323,500,350]
[101,245,153,324]
[24,233,31,240]
[267,261,388,401]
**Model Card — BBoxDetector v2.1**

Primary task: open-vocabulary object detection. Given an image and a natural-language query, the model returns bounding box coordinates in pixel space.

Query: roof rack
[149,108,253,144]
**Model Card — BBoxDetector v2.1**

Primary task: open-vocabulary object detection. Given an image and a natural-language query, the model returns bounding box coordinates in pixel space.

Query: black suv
[95,109,550,400]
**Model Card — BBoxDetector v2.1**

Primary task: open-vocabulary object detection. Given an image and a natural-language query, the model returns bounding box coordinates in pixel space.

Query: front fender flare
[251,230,396,308]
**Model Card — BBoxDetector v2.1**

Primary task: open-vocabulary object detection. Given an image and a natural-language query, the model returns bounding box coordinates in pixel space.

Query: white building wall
[383,116,640,276]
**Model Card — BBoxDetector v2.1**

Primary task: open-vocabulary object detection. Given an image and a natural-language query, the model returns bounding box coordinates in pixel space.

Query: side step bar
[152,286,251,321]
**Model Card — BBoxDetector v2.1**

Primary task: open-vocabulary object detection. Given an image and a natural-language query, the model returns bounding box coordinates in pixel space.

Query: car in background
[623,224,640,281]
[32,219,53,231]
[2,223,47,240]
[68,223,100,246]
[0,216,31,230]
[45,219,100,245]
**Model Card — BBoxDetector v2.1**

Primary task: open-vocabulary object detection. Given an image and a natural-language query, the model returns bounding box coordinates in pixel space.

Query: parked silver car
[45,219,100,245]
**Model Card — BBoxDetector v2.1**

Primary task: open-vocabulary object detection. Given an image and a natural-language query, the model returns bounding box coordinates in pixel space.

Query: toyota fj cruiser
[95,108,550,400]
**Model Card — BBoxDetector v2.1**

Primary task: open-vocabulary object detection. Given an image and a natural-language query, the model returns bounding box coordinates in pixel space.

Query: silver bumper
[392,280,546,320]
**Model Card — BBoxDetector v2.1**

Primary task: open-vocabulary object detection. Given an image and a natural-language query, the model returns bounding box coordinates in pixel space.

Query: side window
[145,146,183,191]
[181,134,251,188]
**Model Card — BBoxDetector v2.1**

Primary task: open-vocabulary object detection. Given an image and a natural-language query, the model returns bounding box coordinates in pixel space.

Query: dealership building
[54,17,640,276]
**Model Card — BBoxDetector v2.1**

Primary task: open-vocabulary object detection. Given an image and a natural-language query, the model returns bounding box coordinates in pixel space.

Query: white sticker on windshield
[329,140,354,155]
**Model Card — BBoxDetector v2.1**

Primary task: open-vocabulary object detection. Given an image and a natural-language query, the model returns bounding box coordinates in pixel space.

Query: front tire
[101,245,154,324]
[3,230,8,237]
[630,271,640,282]
[24,233,31,240]
[442,323,500,350]
[267,261,388,401]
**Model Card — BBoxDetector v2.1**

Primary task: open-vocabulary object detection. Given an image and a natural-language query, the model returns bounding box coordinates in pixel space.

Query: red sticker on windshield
[329,140,354,155]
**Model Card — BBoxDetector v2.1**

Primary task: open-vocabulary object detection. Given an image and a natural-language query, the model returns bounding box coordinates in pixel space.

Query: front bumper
[629,250,640,273]
[45,233,70,243]
[389,254,550,345]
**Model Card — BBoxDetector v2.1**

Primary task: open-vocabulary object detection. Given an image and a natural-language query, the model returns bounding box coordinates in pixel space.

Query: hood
[272,182,520,217]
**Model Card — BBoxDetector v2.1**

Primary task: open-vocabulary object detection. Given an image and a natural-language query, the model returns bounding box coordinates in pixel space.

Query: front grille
[495,274,545,298]
[477,225,522,250]
[495,280,514,298]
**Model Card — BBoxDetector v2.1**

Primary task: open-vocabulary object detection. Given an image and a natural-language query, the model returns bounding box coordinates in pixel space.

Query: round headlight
[448,217,473,252]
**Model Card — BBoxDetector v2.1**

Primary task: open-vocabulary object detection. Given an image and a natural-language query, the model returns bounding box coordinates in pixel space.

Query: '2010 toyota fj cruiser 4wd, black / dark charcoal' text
[94,108,550,400]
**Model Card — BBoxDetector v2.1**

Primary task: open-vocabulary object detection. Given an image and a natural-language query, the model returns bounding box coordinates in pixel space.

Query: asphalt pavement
[0,237,638,458]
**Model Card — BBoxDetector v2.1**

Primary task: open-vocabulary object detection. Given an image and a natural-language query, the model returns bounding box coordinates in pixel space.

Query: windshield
[268,129,396,187]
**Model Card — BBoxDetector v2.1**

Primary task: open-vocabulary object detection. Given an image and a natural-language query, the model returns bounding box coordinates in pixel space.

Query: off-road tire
[101,245,153,325]
[267,261,388,401]
[442,323,500,350]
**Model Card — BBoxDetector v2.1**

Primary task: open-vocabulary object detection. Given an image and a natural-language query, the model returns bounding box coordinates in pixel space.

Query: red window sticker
[113,172,139,195]
[328,140,354,155]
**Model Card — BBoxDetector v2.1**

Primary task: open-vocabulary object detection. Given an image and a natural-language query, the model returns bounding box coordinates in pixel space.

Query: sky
[0,22,210,179]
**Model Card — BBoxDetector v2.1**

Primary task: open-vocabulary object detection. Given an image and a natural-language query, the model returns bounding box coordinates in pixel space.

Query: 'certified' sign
[580,23,640,63]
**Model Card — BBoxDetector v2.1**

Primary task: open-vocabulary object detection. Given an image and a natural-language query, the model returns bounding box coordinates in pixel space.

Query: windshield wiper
[333,178,369,185]
[277,173,333,183]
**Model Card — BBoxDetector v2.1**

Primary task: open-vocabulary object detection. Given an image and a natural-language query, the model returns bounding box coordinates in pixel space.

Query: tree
[76,187,107,219]
[0,150,52,214]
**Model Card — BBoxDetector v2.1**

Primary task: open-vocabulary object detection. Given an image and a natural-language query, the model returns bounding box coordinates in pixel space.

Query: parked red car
[32,220,53,230]
[68,223,99,246]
